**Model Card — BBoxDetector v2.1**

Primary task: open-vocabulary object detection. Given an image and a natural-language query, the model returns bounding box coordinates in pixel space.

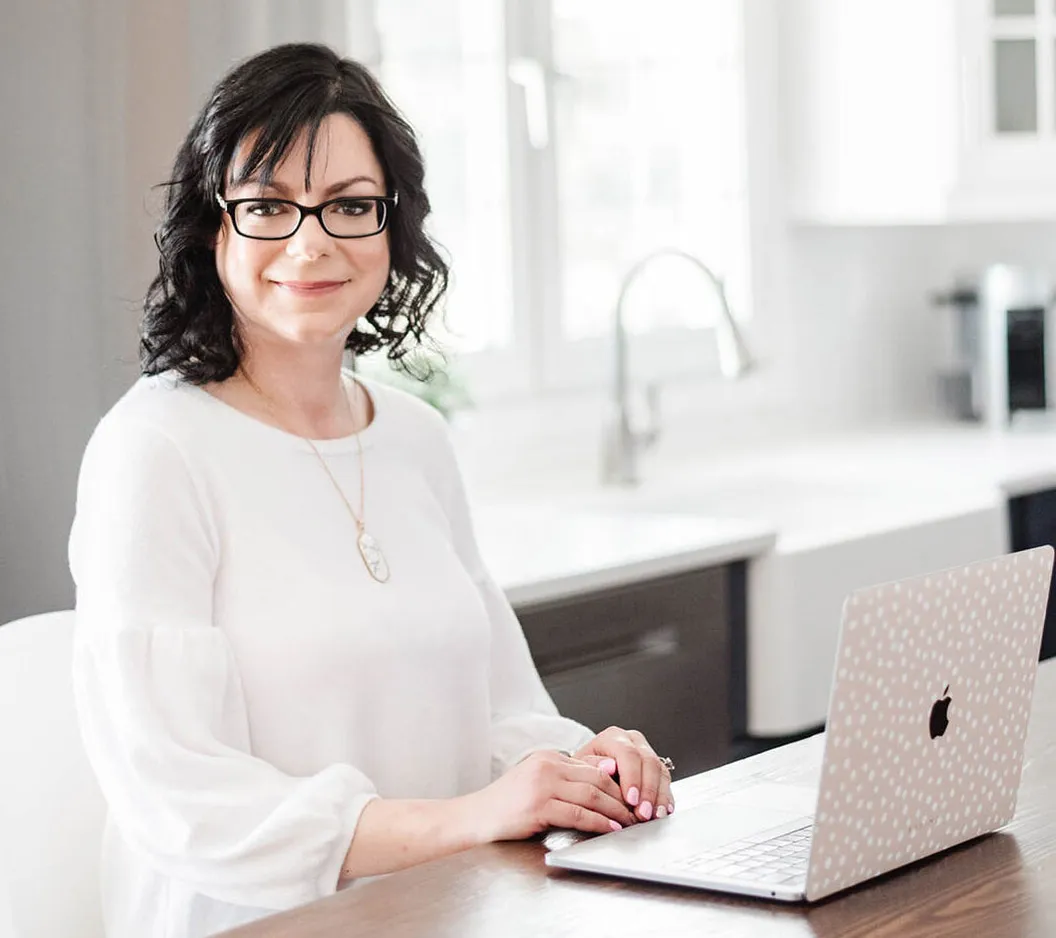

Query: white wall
[4,0,1056,622]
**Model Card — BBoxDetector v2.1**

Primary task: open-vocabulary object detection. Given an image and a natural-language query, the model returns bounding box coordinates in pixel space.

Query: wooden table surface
[226,661,1056,938]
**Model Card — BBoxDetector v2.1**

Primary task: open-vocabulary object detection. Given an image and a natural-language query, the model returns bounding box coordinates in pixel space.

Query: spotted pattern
[806,546,1052,901]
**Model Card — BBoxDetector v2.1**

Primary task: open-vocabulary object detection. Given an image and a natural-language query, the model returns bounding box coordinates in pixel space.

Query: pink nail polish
[656,805,667,819]
[640,801,653,820]
[599,758,617,775]
[627,786,640,806]
[668,803,675,814]
[609,820,622,832]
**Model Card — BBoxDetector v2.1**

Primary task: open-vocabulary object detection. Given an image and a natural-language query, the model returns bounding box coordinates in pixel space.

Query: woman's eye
[333,199,371,216]
[245,201,289,217]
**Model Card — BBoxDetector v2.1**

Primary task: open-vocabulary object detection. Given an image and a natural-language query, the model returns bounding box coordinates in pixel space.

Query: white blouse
[69,372,593,938]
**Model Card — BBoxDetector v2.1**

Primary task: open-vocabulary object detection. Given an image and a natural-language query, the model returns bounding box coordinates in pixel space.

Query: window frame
[361,0,753,404]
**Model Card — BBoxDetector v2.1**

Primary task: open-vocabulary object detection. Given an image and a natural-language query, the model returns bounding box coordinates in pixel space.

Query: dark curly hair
[141,42,449,384]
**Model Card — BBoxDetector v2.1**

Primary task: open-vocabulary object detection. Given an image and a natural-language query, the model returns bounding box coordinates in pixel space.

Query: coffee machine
[933,265,1056,428]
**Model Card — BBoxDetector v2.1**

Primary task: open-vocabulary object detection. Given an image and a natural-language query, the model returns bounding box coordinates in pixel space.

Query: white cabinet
[783,0,1056,224]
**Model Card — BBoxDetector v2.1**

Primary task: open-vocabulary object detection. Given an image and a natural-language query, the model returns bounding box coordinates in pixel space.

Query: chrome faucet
[601,247,755,486]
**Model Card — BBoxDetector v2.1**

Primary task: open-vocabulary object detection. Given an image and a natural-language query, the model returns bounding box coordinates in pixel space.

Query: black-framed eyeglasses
[215,191,399,240]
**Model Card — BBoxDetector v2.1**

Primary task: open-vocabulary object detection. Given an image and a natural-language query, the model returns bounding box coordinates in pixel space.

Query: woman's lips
[275,280,347,297]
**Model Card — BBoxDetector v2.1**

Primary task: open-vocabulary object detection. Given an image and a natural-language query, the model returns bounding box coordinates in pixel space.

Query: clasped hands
[476,726,675,842]
[571,725,675,823]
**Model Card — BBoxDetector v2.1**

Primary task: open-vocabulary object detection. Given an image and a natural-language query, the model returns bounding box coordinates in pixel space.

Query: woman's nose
[285,212,333,259]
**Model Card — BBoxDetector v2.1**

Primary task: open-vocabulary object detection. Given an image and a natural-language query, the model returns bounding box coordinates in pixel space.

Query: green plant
[355,350,472,420]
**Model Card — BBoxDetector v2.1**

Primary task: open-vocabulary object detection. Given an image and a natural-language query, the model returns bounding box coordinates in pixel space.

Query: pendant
[357,529,390,583]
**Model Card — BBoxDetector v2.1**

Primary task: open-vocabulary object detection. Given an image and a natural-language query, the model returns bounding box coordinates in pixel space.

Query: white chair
[0,611,106,938]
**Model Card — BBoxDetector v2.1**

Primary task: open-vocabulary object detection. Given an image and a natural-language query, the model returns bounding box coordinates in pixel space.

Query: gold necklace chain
[238,365,390,583]
[304,432,364,533]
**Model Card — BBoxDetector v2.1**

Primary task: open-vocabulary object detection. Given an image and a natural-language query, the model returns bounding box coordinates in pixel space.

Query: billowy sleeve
[69,415,377,910]
[434,423,595,777]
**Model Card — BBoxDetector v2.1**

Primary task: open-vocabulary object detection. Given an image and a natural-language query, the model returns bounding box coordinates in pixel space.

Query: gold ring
[658,756,675,774]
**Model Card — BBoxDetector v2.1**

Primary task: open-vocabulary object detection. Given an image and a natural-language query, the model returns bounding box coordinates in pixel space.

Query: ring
[658,755,675,774]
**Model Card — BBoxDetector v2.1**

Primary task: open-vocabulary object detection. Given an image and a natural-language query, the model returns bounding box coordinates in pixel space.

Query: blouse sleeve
[435,423,595,777]
[69,415,377,911]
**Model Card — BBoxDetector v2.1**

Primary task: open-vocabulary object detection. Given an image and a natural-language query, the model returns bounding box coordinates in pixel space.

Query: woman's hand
[468,750,639,843]
[572,727,675,822]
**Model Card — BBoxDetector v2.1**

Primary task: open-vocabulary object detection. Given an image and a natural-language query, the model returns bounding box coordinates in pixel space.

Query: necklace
[239,366,390,583]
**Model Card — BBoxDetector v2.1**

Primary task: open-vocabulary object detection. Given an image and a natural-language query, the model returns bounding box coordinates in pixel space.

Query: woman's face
[215,113,391,352]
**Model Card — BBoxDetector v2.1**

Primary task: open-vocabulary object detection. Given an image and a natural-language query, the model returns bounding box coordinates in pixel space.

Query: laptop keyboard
[672,823,814,885]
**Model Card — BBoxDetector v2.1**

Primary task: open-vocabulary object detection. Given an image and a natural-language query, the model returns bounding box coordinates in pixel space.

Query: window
[373,0,515,358]
[360,0,751,398]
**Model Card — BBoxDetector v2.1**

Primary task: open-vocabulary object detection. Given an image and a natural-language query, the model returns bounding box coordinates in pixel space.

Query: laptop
[545,545,1054,902]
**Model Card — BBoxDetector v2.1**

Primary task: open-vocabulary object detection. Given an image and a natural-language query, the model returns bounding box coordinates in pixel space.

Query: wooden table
[226,661,1056,938]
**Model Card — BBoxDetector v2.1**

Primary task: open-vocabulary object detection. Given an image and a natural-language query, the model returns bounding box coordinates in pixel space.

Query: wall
[781,222,1056,428]
[2,0,108,625]
[0,0,348,623]
[3,0,1056,622]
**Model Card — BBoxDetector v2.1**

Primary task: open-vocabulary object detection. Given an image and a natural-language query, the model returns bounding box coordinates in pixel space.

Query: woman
[70,43,674,938]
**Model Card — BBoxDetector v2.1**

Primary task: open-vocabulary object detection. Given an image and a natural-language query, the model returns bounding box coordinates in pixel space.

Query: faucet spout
[602,247,755,486]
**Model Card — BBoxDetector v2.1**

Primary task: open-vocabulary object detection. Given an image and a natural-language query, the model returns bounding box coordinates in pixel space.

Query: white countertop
[472,504,775,607]
[703,420,1056,499]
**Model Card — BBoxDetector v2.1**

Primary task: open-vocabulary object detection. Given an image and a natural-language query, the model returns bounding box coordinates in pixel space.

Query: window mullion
[505,0,562,393]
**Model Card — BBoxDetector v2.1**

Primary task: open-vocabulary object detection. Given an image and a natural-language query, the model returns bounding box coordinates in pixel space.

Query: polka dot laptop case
[805,545,1053,901]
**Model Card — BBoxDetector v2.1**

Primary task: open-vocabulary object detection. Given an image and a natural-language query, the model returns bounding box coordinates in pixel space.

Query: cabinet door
[987,0,1048,135]
[782,0,962,224]
[515,566,732,776]
[955,0,1056,214]
[1008,490,1056,660]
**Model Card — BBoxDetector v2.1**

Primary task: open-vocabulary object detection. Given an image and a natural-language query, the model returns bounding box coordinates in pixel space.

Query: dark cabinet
[1009,489,1056,661]
[514,563,746,777]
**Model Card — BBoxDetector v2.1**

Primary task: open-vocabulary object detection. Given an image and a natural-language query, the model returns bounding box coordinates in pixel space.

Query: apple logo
[929,685,952,739]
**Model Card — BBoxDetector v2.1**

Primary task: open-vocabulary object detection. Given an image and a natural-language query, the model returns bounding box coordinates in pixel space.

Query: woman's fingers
[573,753,619,778]
[657,760,675,817]
[643,759,674,820]
[586,729,644,812]
[603,732,671,822]
[624,736,661,821]
[544,797,631,835]
[564,780,638,828]
[624,732,677,820]
[562,757,637,823]
[571,728,677,821]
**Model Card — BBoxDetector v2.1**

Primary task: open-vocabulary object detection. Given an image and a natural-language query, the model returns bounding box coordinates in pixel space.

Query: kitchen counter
[469,421,1056,738]
[472,504,774,607]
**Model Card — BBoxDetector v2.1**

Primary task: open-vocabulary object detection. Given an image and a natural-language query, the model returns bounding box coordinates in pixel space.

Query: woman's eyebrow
[228,175,381,197]
[319,176,381,196]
